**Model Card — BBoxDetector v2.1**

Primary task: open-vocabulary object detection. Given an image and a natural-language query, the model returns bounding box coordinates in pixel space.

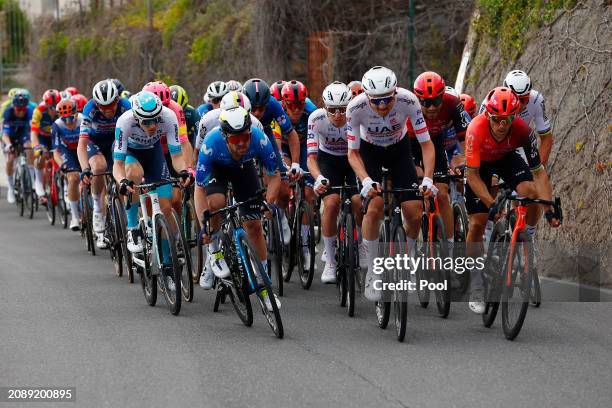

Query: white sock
[323,235,337,265]
[364,239,379,275]
[525,224,537,241]
[35,167,43,185]
[300,224,309,242]
[7,174,14,189]
[69,200,80,219]
[92,194,102,213]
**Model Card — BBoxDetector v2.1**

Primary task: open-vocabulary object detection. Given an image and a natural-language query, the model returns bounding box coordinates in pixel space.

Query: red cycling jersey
[465,113,541,170]
[406,93,469,140]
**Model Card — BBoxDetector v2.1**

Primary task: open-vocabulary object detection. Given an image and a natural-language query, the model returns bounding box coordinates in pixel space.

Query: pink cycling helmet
[142,81,171,106]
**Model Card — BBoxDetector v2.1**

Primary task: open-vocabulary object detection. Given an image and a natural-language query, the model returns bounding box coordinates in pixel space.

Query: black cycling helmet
[242,78,270,107]
[12,92,30,108]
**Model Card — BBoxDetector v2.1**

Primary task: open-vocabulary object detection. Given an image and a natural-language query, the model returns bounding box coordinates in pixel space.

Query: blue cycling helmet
[132,91,163,121]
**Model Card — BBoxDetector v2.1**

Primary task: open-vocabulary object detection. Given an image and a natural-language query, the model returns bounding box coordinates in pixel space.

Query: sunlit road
[1,197,611,408]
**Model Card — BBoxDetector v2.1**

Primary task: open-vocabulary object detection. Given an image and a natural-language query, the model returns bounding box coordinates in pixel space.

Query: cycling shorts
[87,140,114,170]
[317,150,358,198]
[410,136,450,184]
[124,144,172,199]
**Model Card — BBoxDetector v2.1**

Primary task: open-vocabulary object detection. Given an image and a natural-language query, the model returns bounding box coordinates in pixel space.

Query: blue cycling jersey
[80,97,131,147]
[259,97,294,136]
[196,126,278,187]
[52,115,83,151]
[2,105,33,139]
[197,103,214,116]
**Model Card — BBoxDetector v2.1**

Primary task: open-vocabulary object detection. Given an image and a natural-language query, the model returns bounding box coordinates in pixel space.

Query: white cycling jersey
[479,89,551,134]
[346,88,430,149]
[194,108,263,151]
[114,107,180,160]
[307,108,348,156]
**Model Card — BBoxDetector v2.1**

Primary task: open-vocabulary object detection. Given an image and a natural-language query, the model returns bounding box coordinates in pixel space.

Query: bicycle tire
[452,201,470,294]
[182,199,201,284]
[392,225,408,342]
[138,220,157,306]
[531,268,542,307]
[482,220,509,328]
[45,166,55,225]
[20,164,30,218]
[221,233,253,326]
[282,206,296,283]
[240,234,283,338]
[155,213,182,315]
[346,213,357,317]
[336,217,348,307]
[82,188,96,255]
[107,199,122,278]
[57,174,68,229]
[375,221,391,329]
[501,236,533,340]
[169,209,193,303]
[13,167,22,210]
[113,196,133,283]
[415,214,430,308]
[297,203,316,290]
[433,215,451,318]
[266,215,283,297]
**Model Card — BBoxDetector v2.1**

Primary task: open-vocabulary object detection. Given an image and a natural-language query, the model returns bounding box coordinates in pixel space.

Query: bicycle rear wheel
[113,196,133,283]
[501,236,533,340]
[297,203,316,290]
[20,164,31,218]
[155,214,182,315]
[240,234,283,338]
[106,200,123,278]
[56,174,68,229]
[266,215,283,297]
[415,214,430,308]
[391,225,408,342]
[432,216,451,318]
[44,167,55,225]
[81,188,96,255]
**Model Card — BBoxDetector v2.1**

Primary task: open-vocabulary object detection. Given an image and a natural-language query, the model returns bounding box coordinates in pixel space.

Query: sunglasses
[211,97,222,104]
[489,113,515,124]
[96,100,118,110]
[226,132,251,145]
[369,94,395,106]
[138,117,160,127]
[61,115,76,123]
[326,107,346,115]
[285,101,305,110]
[419,95,443,108]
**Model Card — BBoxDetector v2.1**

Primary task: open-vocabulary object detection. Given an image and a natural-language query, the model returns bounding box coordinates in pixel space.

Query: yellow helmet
[170,85,188,109]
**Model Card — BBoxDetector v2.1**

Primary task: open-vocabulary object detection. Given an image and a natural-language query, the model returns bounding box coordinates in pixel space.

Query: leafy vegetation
[0,0,30,64]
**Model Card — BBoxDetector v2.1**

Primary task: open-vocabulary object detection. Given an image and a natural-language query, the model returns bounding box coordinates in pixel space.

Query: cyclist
[444,85,460,98]
[194,107,281,310]
[307,81,362,283]
[347,66,435,301]
[479,70,553,165]
[121,90,132,99]
[225,80,243,92]
[110,78,126,96]
[242,78,301,246]
[197,81,229,116]
[2,90,33,203]
[347,81,363,98]
[78,79,131,248]
[31,89,61,202]
[64,87,79,97]
[280,80,318,269]
[170,84,201,148]
[460,93,476,118]
[1,88,36,117]
[51,99,83,231]
[409,71,471,246]
[113,91,193,258]
[464,87,560,314]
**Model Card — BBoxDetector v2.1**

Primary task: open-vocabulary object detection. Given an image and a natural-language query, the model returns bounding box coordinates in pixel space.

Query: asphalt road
[1,197,611,408]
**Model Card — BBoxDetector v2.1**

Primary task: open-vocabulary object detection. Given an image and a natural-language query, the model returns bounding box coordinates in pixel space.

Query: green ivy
[476,0,576,60]
[73,35,96,61]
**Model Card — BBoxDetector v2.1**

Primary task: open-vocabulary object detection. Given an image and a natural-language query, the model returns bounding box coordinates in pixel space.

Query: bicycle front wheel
[391,225,408,342]
[297,203,316,290]
[113,196,133,283]
[240,234,283,338]
[169,209,193,303]
[452,201,470,294]
[432,215,451,318]
[139,221,157,306]
[501,236,533,340]
[482,220,509,328]
[56,174,68,229]
[375,221,391,329]
[155,214,182,315]
[221,233,253,326]
[345,213,357,317]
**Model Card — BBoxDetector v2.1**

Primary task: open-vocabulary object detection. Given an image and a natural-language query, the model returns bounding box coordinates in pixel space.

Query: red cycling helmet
[143,81,171,106]
[413,71,445,99]
[485,87,520,116]
[43,89,62,107]
[64,86,79,96]
[459,93,476,117]
[71,94,88,113]
[57,99,77,118]
[281,80,308,103]
[270,80,285,101]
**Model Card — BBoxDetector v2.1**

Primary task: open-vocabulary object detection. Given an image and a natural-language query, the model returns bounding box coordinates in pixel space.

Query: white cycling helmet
[322,81,351,107]
[361,66,397,97]
[206,81,230,99]
[225,80,243,93]
[219,107,252,135]
[92,79,118,106]
[503,70,532,96]
[220,91,252,112]
[132,91,163,121]
[444,86,459,98]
